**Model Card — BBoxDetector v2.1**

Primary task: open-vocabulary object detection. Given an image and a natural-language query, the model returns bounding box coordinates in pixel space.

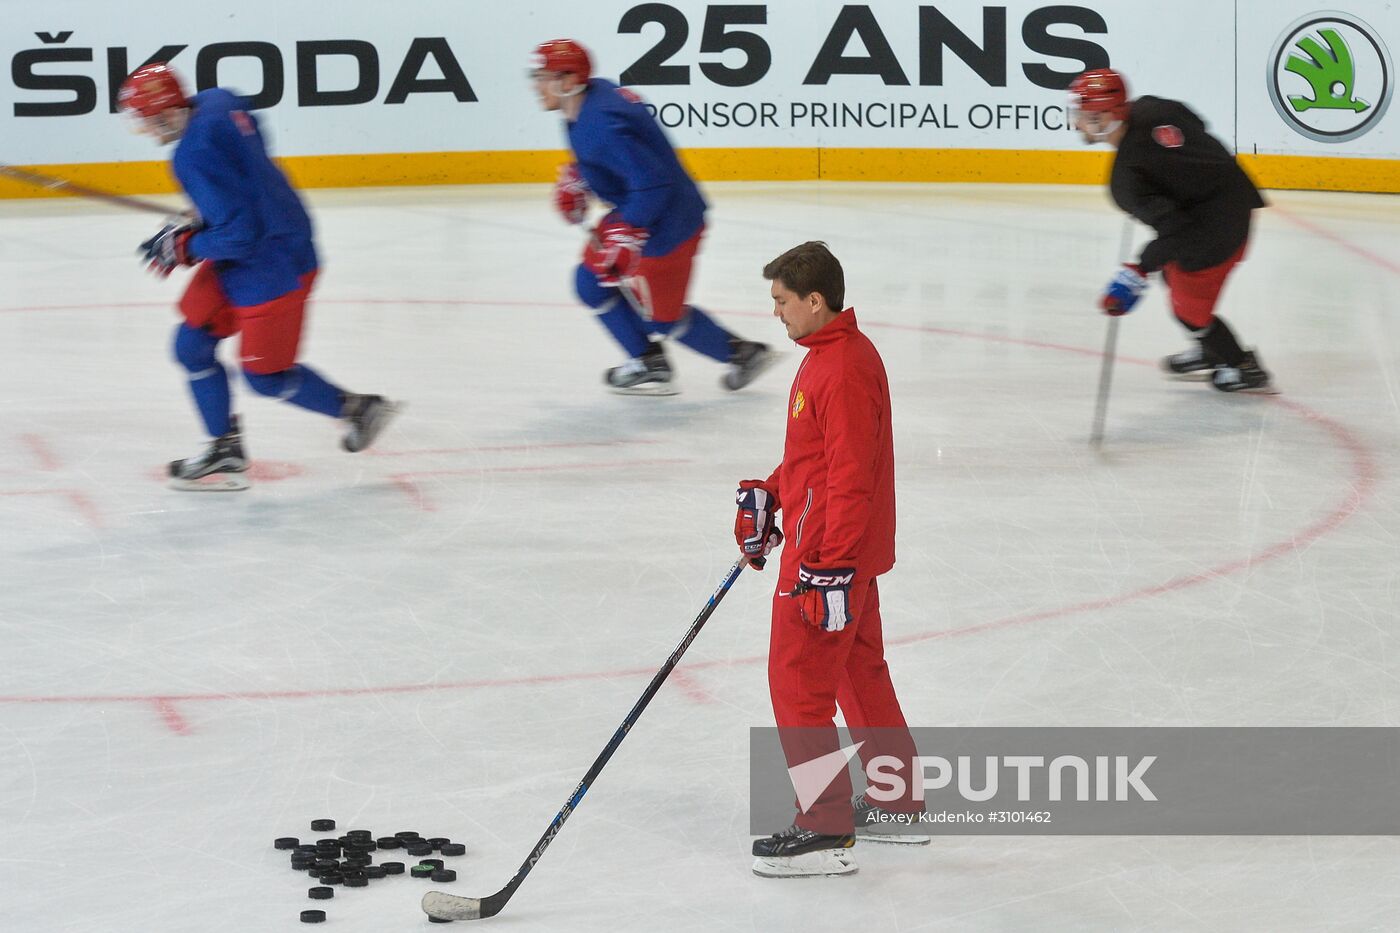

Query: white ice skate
[605,344,678,396]
[751,825,858,878]
[168,416,250,492]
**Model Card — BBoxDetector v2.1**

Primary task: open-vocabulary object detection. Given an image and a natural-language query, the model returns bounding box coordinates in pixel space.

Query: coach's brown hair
[762,241,845,312]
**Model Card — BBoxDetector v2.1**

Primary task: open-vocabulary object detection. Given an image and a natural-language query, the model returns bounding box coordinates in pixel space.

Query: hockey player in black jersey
[1071,68,1275,393]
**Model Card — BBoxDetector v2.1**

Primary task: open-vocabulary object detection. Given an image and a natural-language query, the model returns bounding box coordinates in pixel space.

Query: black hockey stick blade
[421,557,752,922]
[0,163,185,215]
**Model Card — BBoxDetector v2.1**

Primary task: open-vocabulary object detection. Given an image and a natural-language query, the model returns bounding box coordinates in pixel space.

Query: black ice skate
[605,342,677,396]
[722,339,779,391]
[1211,351,1276,394]
[168,415,249,492]
[1161,343,1220,380]
[853,792,931,845]
[751,824,857,878]
[341,393,401,452]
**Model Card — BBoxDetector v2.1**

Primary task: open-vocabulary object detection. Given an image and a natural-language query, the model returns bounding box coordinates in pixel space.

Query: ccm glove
[554,162,589,225]
[139,221,197,277]
[583,214,648,286]
[1100,263,1148,315]
[794,562,856,632]
[735,481,782,569]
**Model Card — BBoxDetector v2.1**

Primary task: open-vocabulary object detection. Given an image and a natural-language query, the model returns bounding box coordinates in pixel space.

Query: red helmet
[1068,68,1128,116]
[531,39,592,83]
[118,63,188,117]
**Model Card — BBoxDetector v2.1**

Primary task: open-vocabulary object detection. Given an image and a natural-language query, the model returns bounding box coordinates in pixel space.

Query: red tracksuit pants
[769,577,920,833]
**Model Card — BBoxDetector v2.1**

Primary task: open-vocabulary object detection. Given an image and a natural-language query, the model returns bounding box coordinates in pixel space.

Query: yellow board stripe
[1,148,1395,201]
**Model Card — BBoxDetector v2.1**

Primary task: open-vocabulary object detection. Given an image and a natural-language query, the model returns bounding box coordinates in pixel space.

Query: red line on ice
[152,698,193,735]
[367,438,664,458]
[21,433,61,471]
[391,458,692,511]
[0,488,101,528]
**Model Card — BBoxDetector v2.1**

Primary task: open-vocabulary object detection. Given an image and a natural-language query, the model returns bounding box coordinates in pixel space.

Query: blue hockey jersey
[172,89,317,306]
[566,79,706,256]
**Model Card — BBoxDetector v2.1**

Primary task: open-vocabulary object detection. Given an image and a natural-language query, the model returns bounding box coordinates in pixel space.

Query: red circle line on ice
[0,298,1380,716]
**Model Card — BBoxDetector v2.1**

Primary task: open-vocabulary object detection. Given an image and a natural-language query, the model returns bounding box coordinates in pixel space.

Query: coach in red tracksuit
[737,241,919,847]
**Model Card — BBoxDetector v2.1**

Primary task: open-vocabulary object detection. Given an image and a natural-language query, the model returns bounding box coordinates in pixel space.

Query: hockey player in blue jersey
[118,63,398,490]
[532,39,777,395]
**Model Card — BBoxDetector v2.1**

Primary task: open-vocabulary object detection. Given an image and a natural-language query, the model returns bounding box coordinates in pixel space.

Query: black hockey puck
[275,837,300,850]
[300,909,326,923]
[347,829,372,840]
[344,853,372,867]
[421,858,444,870]
[295,844,318,854]
[410,864,435,878]
[429,917,453,924]
[427,837,450,850]
[315,839,341,851]
[308,887,333,900]
[365,865,387,879]
[375,836,402,849]
[313,858,339,872]
[290,858,316,872]
[310,819,336,832]
[344,875,368,888]
[394,830,421,840]
[405,842,433,856]
[431,869,457,883]
[381,862,405,875]
[439,843,466,856]
[317,872,344,886]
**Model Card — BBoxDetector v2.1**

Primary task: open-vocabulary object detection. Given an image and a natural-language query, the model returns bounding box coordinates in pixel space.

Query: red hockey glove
[1100,263,1148,316]
[139,221,197,278]
[583,214,648,286]
[793,562,856,632]
[735,480,782,569]
[554,163,589,225]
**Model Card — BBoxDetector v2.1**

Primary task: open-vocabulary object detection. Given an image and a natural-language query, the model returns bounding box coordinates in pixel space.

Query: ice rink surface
[1,181,1398,931]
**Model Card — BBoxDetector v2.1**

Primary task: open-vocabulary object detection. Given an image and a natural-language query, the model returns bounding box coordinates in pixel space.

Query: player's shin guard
[173,324,233,436]
[667,306,734,362]
[243,365,344,417]
[594,295,652,358]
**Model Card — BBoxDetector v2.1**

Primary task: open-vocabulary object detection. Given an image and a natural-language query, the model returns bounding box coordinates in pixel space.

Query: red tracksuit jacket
[756,310,895,588]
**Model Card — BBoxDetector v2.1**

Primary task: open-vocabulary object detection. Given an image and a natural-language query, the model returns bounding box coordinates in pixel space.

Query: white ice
[1,181,1398,932]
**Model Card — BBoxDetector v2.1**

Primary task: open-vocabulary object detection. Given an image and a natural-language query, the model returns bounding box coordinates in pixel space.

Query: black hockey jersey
[1109,96,1266,273]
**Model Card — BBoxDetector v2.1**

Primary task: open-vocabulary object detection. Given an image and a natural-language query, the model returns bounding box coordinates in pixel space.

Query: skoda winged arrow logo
[1268,12,1393,143]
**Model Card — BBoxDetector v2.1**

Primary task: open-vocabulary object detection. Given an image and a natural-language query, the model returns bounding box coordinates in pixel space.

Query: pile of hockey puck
[274,818,466,923]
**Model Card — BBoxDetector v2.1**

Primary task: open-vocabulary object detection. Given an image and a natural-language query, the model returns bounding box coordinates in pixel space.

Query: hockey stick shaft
[0,164,182,215]
[1089,219,1136,447]
[1089,317,1120,448]
[422,556,751,922]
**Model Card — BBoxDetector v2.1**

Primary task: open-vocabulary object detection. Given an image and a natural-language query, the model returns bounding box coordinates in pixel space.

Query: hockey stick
[1089,219,1136,448]
[422,556,752,922]
[0,164,183,215]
